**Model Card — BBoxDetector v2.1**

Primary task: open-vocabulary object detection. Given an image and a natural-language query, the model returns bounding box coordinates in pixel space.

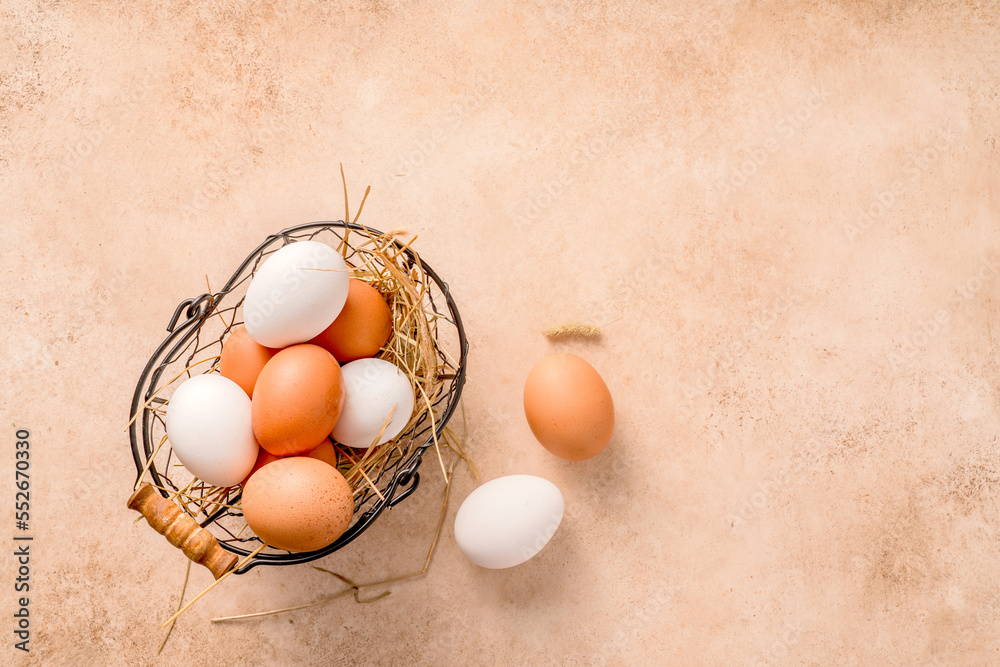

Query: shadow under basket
[128,221,468,576]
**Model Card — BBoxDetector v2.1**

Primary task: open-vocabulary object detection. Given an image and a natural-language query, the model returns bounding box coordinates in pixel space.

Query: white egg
[164,374,258,487]
[454,475,564,569]
[243,240,350,348]
[332,358,415,449]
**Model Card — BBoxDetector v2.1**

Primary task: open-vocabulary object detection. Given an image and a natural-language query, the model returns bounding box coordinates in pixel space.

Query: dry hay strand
[209,455,461,623]
[543,322,603,339]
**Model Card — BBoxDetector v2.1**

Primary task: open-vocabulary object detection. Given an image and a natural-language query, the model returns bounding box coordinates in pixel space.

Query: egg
[165,374,258,487]
[219,325,276,397]
[252,344,345,456]
[523,353,615,461]
[306,440,340,468]
[453,475,564,569]
[241,457,354,552]
[243,240,350,348]
[242,447,280,483]
[309,279,393,363]
[332,358,415,449]
[242,440,340,484]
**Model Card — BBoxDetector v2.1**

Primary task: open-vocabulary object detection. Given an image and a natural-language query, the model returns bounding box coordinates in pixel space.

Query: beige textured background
[2,0,1000,664]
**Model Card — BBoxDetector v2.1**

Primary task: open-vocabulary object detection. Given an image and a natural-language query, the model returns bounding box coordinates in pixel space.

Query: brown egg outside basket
[128,221,468,577]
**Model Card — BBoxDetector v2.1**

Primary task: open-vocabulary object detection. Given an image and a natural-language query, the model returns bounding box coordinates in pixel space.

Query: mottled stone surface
[2,1,1000,664]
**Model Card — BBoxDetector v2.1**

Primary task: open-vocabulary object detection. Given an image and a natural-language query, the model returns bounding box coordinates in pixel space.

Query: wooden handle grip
[128,484,238,579]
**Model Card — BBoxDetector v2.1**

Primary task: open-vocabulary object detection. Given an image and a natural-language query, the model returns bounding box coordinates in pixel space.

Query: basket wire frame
[129,221,468,573]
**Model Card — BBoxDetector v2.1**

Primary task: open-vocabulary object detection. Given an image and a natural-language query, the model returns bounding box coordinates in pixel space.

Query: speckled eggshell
[251,344,345,456]
[241,457,354,553]
[309,279,393,363]
[523,353,615,461]
[219,325,277,397]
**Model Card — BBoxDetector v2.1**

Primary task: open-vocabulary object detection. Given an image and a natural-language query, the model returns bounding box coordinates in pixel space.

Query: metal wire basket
[128,221,468,574]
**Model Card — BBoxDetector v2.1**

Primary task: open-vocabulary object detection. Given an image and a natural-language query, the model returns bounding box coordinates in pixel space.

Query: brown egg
[242,440,341,484]
[306,440,340,468]
[241,447,280,484]
[252,344,345,456]
[309,279,392,363]
[219,325,277,397]
[523,353,615,461]
[241,457,354,552]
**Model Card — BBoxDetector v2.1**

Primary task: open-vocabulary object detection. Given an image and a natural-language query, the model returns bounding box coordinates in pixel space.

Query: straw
[209,456,460,623]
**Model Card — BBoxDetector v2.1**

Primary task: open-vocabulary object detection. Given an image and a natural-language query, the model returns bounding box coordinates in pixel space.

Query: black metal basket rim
[128,220,468,573]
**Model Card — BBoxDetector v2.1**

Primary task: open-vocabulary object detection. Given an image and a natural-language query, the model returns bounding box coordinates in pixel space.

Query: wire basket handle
[128,484,238,579]
[166,294,215,333]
